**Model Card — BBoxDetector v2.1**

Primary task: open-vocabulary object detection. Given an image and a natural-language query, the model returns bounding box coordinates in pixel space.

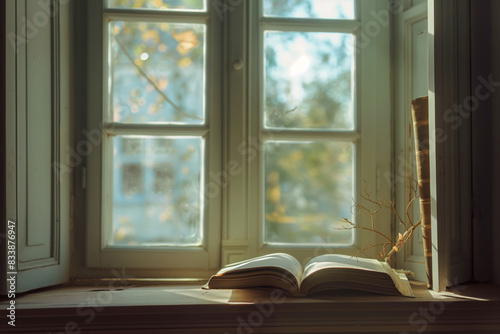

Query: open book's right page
[302,254,414,297]
[379,261,414,297]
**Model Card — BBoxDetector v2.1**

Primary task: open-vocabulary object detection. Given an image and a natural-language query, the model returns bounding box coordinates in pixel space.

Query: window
[4,0,493,297]
[86,0,222,271]
[86,0,391,275]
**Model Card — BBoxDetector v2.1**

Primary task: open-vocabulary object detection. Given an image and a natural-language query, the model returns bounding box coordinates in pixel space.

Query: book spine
[411,96,432,289]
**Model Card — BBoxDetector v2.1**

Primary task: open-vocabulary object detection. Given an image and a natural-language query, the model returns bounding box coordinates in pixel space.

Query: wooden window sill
[1,282,500,333]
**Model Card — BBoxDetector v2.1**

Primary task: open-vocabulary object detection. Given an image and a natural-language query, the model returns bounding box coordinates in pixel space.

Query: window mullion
[103,123,209,137]
[221,0,253,266]
[260,130,361,143]
[259,18,360,33]
[103,9,210,23]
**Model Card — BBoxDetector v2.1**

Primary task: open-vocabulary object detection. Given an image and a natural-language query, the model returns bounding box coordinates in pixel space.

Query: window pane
[263,0,354,19]
[122,164,144,195]
[264,141,353,244]
[122,137,142,155]
[154,164,175,194]
[111,136,204,246]
[107,0,206,11]
[110,21,205,124]
[264,31,354,130]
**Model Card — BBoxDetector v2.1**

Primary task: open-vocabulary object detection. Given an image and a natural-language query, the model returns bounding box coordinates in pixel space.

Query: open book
[203,253,414,297]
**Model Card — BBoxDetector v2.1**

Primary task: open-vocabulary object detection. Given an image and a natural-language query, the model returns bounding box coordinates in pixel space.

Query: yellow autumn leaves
[110,0,172,9]
[109,0,204,10]
[172,29,199,55]
[113,21,200,69]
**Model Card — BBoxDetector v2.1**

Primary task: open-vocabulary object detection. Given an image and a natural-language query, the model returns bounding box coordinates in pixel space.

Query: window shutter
[428,0,473,290]
[2,0,71,294]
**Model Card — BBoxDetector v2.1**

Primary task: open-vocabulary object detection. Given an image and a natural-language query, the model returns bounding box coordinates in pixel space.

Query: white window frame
[85,0,392,274]
[221,0,392,265]
[86,0,223,275]
[393,0,429,283]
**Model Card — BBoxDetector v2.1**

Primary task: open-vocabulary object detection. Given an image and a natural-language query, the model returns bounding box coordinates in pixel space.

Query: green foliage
[265,142,353,244]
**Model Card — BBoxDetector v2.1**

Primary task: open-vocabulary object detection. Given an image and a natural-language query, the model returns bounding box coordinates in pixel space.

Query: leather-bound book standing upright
[411,96,432,289]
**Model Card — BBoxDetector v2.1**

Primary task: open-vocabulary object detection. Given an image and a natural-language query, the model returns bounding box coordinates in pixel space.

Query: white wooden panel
[26,0,53,249]
[408,16,427,260]
[17,0,52,264]
[412,0,427,8]
[224,0,249,246]
[15,0,30,262]
[412,18,428,99]
[429,0,472,290]
[3,0,70,293]
[428,0,449,291]
[394,3,427,282]
[3,0,18,296]
[359,0,393,257]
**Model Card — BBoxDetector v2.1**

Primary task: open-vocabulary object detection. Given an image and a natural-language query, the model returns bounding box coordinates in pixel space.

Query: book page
[216,253,303,283]
[380,262,415,297]
[303,254,387,280]
[302,254,414,297]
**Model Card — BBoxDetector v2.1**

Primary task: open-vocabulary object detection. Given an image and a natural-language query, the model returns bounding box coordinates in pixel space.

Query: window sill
[2,282,500,333]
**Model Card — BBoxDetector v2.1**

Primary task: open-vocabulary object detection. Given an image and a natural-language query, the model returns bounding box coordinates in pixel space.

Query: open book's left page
[204,253,303,295]
[216,253,303,279]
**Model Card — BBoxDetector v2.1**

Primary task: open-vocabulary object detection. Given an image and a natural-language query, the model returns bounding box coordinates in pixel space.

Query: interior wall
[470,0,500,285]
[472,1,496,283]
[491,0,500,285]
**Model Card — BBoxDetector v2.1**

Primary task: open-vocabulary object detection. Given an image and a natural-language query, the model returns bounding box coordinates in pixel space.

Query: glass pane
[122,137,143,155]
[122,164,144,195]
[111,136,204,246]
[264,141,353,244]
[263,0,354,19]
[110,21,205,124]
[264,31,354,130]
[108,0,206,11]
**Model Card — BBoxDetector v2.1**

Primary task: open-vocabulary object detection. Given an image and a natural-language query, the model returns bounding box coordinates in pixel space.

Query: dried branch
[354,242,392,259]
[385,220,421,262]
[335,178,422,264]
[338,218,394,245]
[387,200,408,230]
[268,106,298,124]
[274,106,298,121]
